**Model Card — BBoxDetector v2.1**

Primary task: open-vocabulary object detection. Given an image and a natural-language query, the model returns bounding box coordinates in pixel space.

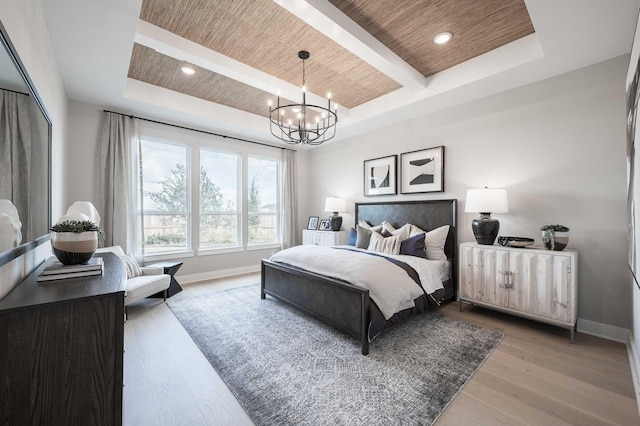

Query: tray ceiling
[42,0,639,148]
[130,0,534,116]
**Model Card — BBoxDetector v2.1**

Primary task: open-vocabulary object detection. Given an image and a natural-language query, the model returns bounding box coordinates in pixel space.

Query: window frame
[246,154,281,248]
[139,136,192,257]
[197,146,243,254]
[137,128,283,261]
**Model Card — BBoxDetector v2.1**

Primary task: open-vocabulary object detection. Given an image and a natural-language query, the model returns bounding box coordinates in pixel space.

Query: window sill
[143,250,194,263]
[246,243,282,251]
[197,246,244,256]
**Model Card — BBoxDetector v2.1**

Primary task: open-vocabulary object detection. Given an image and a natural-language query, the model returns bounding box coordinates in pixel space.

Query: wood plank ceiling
[130,0,534,117]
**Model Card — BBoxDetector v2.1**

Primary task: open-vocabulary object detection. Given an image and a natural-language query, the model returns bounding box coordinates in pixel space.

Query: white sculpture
[0,199,22,249]
[66,201,100,227]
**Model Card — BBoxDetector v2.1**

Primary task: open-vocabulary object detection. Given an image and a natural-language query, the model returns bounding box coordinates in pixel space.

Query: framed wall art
[400,146,444,194]
[363,155,397,196]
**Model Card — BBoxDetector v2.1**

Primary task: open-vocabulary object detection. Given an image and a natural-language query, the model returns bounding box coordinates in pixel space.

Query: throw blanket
[269,246,444,320]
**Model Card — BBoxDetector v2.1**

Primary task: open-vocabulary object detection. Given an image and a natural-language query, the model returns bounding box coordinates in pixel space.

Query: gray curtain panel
[0,90,31,240]
[281,149,298,248]
[101,112,142,256]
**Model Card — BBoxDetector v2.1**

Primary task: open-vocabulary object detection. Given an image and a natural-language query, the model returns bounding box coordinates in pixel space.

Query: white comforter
[269,245,444,320]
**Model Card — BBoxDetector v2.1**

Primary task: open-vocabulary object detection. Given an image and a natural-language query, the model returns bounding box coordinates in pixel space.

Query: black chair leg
[163,289,167,302]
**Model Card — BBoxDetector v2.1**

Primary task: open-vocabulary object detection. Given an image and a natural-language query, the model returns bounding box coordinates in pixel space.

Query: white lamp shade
[66,201,100,226]
[324,197,347,213]
[465,188,508,213]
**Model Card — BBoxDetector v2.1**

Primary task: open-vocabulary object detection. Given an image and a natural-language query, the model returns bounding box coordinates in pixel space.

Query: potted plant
[540,224,570,251]
[50,220,100,265]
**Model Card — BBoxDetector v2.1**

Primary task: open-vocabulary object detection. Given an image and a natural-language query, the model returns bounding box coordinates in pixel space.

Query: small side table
[147,261,183,298]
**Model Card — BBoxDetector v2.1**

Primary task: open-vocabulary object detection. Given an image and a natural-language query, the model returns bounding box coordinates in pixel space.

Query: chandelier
[268,51,338,145]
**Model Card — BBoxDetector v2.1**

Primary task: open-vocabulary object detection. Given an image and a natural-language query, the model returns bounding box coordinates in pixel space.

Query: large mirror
[0,21,51,267]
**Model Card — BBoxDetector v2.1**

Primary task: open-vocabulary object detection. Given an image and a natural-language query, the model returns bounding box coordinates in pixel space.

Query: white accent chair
[96,246,170,313]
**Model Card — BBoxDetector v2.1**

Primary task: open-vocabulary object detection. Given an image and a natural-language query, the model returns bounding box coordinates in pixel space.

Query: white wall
[305,56,630,330]
[0,0,68,297]
[66,99,309,279]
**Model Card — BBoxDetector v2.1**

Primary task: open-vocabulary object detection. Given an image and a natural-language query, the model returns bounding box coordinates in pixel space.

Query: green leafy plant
[540,224,569,232]
[51,220,100,233]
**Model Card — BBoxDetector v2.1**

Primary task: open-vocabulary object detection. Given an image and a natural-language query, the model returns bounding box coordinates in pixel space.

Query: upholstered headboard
[355,199,457,284]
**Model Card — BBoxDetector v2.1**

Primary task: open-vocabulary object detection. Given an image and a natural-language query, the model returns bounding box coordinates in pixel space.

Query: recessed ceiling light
[180,65,196,75]
[433,32,453,45]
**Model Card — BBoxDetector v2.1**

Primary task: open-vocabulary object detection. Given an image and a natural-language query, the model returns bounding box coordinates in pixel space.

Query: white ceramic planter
[51,230,98,265]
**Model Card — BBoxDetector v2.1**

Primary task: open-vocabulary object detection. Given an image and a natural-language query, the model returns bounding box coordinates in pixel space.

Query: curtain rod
[1,87,29,96]
[103,109,295,152]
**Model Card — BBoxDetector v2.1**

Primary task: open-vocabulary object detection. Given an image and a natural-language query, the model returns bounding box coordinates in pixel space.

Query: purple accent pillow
[381,229,393,237]
[348,227,357,246]
[400,233,427,258]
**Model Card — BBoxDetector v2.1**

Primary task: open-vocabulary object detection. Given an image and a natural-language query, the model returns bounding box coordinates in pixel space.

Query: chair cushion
[125,274,170,306]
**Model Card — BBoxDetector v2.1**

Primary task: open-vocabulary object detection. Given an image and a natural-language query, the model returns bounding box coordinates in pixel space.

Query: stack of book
[37,257,104,282]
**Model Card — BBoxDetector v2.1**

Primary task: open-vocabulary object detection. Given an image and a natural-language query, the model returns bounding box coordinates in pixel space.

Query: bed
[261,199,457,355]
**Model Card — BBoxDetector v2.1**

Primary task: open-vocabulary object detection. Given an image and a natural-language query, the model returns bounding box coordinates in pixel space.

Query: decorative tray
[497,236,535,247]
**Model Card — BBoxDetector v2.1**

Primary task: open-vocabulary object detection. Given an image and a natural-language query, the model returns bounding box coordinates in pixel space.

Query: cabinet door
[302,230,313,245]
[460,245,509,306]
[509,252,571,323]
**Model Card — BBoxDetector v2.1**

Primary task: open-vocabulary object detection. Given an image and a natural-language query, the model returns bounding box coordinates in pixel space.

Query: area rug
[168,284,503,426]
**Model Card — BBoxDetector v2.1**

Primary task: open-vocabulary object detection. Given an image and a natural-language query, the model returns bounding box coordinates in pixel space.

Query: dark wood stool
[147,261,183,298]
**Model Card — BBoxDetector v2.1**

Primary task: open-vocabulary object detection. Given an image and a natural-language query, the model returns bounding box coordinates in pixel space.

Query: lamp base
[472,213,500,245]
[329,214,342,231]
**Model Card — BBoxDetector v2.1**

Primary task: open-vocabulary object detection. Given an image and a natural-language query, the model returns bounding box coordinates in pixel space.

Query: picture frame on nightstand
[318,219,331,231]
[307,216,319,230]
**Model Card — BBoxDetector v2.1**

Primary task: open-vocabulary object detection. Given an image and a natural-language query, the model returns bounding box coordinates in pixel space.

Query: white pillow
[409,224,425,237]
[424,225,450,261]
[121,254,143,278]
[392,223,411,241]
[367,232,402,255]
[358,220,383,233]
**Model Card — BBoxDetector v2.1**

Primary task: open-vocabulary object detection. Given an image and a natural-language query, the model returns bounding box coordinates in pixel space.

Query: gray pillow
[355,225,373,249]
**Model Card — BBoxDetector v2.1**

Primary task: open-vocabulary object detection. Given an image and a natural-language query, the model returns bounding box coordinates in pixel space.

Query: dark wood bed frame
[261,199,457,355]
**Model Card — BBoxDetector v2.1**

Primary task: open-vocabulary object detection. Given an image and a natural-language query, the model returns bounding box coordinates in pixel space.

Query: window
[248,156,279,245]
[140,140,189,254]
[138,129,282,258]
[200,149,240,249]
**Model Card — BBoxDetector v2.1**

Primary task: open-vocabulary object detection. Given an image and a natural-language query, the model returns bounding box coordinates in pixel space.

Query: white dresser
[459,242,578,341]
[302,230,349,247]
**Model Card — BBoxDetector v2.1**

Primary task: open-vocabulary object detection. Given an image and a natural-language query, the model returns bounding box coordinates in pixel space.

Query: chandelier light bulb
[268,100,272,107]
[327,92,332,99]
[302,85,306,92]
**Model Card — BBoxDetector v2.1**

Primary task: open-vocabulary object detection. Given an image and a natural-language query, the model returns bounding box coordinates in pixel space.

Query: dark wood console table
[0,252,126,425]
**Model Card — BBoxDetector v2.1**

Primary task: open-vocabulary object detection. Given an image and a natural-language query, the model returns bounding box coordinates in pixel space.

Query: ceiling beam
[135,19,351,116]
[272,0,427,91]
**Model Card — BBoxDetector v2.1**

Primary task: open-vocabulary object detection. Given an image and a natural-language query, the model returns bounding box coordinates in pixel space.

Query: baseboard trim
[576,318,628,343]
[179,265,260,285]
[627,331,640,416]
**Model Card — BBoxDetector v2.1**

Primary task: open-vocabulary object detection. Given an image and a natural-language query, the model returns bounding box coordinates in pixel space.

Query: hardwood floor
[124,272,639,425]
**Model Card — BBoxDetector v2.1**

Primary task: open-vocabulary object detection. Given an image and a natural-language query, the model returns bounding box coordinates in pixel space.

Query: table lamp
[465,188,508,245]
[324,197,346,231]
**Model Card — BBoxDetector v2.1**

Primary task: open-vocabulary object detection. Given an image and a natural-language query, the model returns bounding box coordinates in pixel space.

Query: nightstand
[302,230,349,246]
